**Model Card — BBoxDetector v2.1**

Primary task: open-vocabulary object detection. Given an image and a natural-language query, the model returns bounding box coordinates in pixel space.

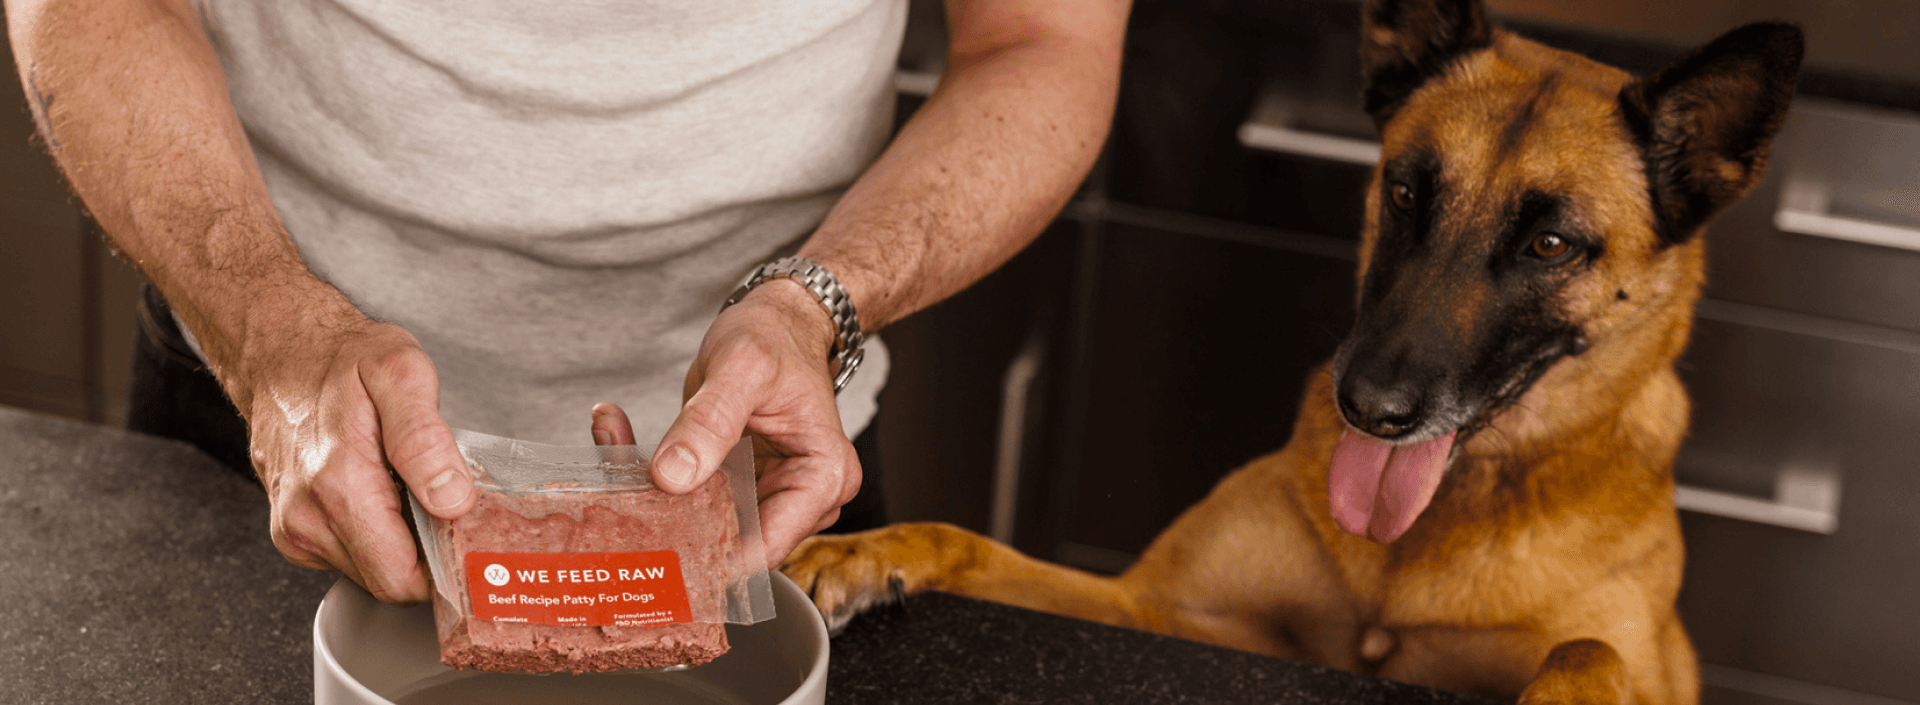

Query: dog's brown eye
[1530,232,1571,260]
[1389,182,1415,212]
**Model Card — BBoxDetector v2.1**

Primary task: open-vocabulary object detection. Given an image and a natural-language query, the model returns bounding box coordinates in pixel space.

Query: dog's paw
[780,530,914,634]
[1518,639,1630,705]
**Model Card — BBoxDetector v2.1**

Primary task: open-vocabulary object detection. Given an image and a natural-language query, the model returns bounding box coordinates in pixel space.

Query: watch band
[722,256,865,394]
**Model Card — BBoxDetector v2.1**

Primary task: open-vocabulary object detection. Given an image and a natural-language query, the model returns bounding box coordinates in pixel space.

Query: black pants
[126,285,887,534]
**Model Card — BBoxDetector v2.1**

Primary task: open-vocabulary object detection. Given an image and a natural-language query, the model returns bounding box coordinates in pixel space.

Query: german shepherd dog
[783,0,1802,701]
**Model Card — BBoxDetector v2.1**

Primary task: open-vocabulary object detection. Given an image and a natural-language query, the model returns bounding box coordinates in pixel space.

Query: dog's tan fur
[783,3,1800,702]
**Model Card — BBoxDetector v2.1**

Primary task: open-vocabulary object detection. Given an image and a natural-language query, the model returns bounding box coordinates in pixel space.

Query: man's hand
[594,280,861,568]
[244,317,475,605]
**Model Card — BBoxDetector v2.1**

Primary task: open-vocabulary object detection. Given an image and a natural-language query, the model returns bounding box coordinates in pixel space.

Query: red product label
[464,551,693,627]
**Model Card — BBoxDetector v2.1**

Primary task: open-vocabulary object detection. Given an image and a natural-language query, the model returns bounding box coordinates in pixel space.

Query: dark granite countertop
[0,406,1493,704]
[0,406,335,703]
[828,593,1495,705]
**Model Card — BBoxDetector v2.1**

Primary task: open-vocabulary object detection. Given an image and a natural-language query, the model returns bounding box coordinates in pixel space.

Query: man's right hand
[7,0,472,607]
[242,318,474,606]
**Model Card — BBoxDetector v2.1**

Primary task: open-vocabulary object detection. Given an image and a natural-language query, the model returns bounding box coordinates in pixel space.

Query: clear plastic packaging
[407,429,774,674]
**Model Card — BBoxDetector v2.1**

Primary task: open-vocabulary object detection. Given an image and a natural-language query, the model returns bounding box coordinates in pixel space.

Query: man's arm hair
[797,0,1130,332]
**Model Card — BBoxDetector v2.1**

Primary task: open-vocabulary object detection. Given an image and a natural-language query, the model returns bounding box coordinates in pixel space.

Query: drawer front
[1675,314,1920,702]
[1040,221,1356,568]
[1702,101,1920,334]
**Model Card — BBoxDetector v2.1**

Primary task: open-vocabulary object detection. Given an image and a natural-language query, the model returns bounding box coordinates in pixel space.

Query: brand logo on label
[483,563,511,586]
[465,551,693,627]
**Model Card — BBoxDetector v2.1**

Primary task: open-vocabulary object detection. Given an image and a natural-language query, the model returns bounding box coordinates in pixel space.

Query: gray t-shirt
[192,0,902,445]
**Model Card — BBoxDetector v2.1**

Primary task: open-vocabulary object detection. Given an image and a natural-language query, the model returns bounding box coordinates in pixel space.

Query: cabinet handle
[1237,121,1381,166]
[1673,465,1840,534]
[893,70,939,98]
[991,329,1048,545]
[1774,178,1920,253]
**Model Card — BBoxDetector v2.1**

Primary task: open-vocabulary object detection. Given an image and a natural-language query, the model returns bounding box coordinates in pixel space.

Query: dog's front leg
[1518,640,1632,705]
[781,522,1160,634]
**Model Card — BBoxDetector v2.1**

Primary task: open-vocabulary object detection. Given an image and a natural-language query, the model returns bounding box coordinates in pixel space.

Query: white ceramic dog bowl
[314,571,828,705]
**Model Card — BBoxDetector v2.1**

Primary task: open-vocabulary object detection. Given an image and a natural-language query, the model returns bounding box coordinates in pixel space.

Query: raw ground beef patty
[429,470,739,673]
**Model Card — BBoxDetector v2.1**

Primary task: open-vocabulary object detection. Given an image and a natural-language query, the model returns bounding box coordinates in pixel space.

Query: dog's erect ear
[1360,0,1495,125]
[1619,22,1803,246]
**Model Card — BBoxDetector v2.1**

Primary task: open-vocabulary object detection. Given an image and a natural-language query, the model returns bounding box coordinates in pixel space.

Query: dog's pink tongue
[1328,430,1457,543]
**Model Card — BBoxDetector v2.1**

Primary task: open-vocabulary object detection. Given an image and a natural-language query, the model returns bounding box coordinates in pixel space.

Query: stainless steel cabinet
[1676,99,1920,705]
[1023,215,1360,571]
[1702,100,1920,334]
[1678,315,1920,705]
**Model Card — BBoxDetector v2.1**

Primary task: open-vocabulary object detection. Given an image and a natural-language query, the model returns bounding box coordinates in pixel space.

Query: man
[8,0,1127,605]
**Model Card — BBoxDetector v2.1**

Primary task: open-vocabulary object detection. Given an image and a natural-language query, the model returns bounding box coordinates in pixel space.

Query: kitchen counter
[0,406,1493,704]
[829,592,1491,705]
[0,405,333,703]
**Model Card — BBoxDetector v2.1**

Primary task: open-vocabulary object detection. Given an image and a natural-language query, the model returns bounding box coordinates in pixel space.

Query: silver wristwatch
[722,256,865,394]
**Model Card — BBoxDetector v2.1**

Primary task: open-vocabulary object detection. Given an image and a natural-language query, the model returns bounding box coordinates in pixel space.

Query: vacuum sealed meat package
[408,429,775,674]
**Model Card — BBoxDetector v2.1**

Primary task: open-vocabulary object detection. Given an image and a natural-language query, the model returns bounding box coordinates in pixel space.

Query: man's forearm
[799,0,1129,332]
[8,0,357,412]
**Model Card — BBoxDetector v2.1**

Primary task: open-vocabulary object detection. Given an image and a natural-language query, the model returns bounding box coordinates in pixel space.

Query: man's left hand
[593,279,861,568]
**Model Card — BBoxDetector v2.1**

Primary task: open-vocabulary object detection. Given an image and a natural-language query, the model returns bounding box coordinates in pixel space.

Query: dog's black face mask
[1334,154,1595,447]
